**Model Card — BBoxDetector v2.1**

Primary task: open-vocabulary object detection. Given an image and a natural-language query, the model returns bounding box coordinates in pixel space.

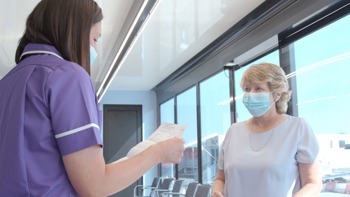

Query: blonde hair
[240,62,291,114]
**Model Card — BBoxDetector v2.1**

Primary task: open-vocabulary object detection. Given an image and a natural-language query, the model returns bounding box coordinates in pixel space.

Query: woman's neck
[250,113,281,133]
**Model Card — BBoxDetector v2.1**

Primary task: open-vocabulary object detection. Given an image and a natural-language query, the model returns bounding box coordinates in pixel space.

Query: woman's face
[243,82,281,102]
[243,82,270,93]
[90,21,102,52]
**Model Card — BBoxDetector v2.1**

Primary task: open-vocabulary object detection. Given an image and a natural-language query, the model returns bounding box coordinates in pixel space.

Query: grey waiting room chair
[161,182,198,197]
[158,179,185,197]
[194,184,211,197]
[134,177,161,197]
[149,177,175,197]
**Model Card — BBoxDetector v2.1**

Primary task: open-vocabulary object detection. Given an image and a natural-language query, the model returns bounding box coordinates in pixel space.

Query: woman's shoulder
[226,121,247,136]
[230,121,246,129]
[284,115,310,125]
[282,115,314,137]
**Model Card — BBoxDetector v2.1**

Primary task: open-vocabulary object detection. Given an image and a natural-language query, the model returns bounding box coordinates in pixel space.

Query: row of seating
[133,177,211,197]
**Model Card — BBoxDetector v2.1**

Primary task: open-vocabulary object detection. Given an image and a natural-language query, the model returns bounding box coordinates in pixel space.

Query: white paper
[116,122,187,162]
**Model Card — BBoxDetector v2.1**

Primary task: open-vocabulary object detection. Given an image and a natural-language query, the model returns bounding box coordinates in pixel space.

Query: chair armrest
[150,188,171,196]
[134,185,157,197]
[160,191,185,197]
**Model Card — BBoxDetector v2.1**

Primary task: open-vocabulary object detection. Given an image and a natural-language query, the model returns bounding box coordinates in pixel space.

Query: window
[155,3,349,191]
[289,14,350,195]
[199,71,231,185]
[160,98,175,177]
[160,98,175,123]
[176,87,199,182]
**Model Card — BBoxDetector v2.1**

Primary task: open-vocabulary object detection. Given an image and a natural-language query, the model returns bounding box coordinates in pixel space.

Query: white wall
[99,90,158,188]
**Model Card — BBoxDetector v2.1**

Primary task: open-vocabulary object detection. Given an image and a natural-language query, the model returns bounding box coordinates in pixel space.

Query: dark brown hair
[15,0,103,75]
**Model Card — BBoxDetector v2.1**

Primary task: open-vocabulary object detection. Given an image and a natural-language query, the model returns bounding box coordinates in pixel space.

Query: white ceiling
[0,0,264,95]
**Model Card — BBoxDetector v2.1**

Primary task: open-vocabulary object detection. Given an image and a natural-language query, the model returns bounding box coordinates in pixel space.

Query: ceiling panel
[0,0,265,95]
[106,0,265,91]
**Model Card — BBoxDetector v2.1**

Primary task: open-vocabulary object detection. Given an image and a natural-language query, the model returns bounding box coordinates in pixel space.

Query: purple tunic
[0,44,102,196]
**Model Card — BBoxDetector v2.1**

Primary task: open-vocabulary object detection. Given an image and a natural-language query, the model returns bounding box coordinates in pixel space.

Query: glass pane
[177,86,199,182]
[160,99,175,177]
[234,51,280,122]
[199,71,231,185]
[292,14,350,196]
[160,99,175,123]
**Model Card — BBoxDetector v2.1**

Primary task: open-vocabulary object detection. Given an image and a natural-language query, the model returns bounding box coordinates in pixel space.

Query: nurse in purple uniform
[0,0,185,196]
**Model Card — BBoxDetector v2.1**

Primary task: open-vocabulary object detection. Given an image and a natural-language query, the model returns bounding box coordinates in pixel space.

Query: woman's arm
[293,162,322,197]
[62,137,185,197]
[212,169,225,197]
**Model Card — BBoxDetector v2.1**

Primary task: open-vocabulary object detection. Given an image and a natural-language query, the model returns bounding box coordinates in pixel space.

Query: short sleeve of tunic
[46,62,102,155]
[295,118,320,163]
[218,126,233,170]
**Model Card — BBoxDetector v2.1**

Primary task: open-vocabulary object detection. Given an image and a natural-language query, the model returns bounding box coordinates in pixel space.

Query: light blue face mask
[90,45,98,65]
[243,92,275,117]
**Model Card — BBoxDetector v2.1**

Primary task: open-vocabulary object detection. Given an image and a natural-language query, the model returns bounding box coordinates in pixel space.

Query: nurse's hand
[156,137,185,163]
[212,191,224,197]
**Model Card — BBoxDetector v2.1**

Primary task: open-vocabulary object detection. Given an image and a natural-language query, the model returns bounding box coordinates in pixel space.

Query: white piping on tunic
[20,50,63,60]
[55,123,100,139]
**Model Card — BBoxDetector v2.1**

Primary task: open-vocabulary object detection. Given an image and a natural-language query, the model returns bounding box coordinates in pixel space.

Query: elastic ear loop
[273,91,282,102]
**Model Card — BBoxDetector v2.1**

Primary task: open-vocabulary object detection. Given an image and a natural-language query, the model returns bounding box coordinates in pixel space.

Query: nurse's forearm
[63,144,161,197]
[103,144,162,195]
[63,138,184,197]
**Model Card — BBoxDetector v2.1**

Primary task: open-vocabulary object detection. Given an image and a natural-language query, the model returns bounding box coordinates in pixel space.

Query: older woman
[212,62,321,197]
